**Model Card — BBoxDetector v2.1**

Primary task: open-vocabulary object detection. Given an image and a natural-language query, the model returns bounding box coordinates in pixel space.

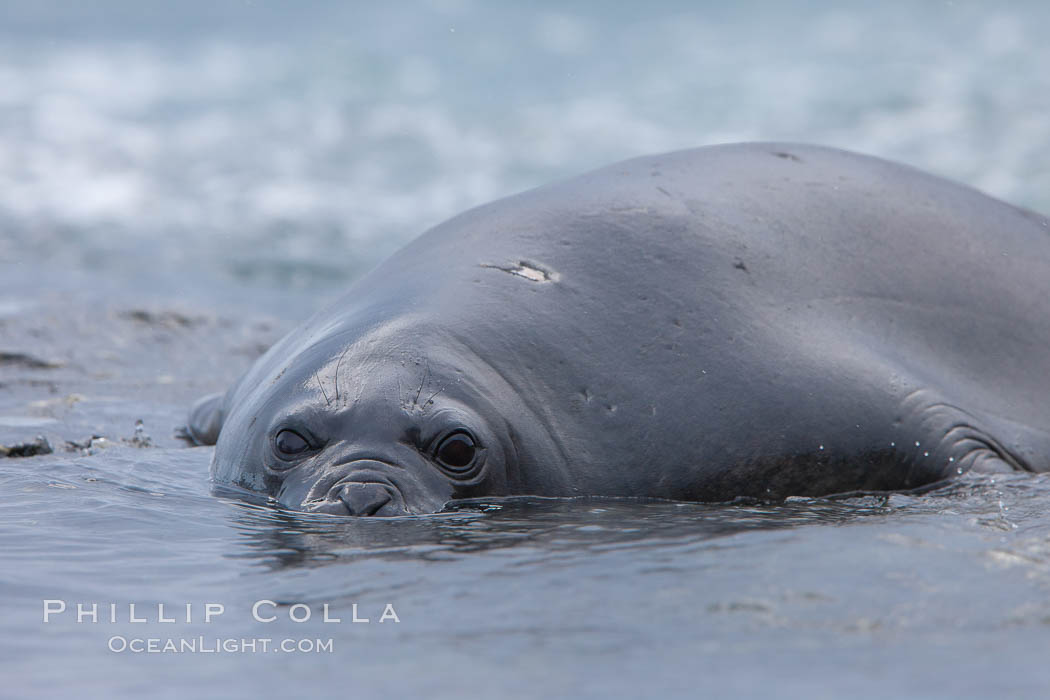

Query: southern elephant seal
[187,143,1050,516]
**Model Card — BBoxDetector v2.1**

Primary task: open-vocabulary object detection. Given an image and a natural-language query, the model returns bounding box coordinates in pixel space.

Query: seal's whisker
[414,359,430,408]
[333,346,352,406]
[423,383,447,411]
[315,371,331,407]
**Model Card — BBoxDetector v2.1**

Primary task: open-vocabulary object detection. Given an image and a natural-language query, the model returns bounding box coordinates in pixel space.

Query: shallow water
[5,446,1050,698]
[4,0,1050,697]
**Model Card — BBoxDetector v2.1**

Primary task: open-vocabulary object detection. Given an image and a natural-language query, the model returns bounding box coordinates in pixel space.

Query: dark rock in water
[0,352,62,370]
[0,434,53,458]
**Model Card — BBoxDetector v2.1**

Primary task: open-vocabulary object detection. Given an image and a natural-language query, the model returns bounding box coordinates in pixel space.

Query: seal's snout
[306,479,404,516]
[331,481,394,516]
[302,464,408,517]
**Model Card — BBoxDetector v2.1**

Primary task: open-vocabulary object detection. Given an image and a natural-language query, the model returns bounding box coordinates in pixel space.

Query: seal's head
[201,318,565,516]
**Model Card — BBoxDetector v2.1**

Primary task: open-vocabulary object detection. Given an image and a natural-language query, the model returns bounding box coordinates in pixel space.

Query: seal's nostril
[335,482,393,516]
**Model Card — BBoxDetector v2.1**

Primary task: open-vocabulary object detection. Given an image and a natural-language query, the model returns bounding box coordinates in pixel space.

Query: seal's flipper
[183,392,227,446]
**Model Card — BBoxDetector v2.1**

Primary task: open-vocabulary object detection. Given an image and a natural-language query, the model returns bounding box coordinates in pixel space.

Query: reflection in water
[215,470,1041,575]
[220,486,905,572]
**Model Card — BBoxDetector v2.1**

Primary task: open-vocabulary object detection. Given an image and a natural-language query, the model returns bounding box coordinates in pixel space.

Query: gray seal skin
[187,143,1050,516]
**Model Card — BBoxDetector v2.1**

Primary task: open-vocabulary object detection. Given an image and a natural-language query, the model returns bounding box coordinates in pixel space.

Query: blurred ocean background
[3,1,1050,698]
[2,0,1048,295]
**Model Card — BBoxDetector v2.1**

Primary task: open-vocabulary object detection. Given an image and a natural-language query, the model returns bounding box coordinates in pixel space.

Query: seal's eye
[275,429,311,457]
[435,431,477,472]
